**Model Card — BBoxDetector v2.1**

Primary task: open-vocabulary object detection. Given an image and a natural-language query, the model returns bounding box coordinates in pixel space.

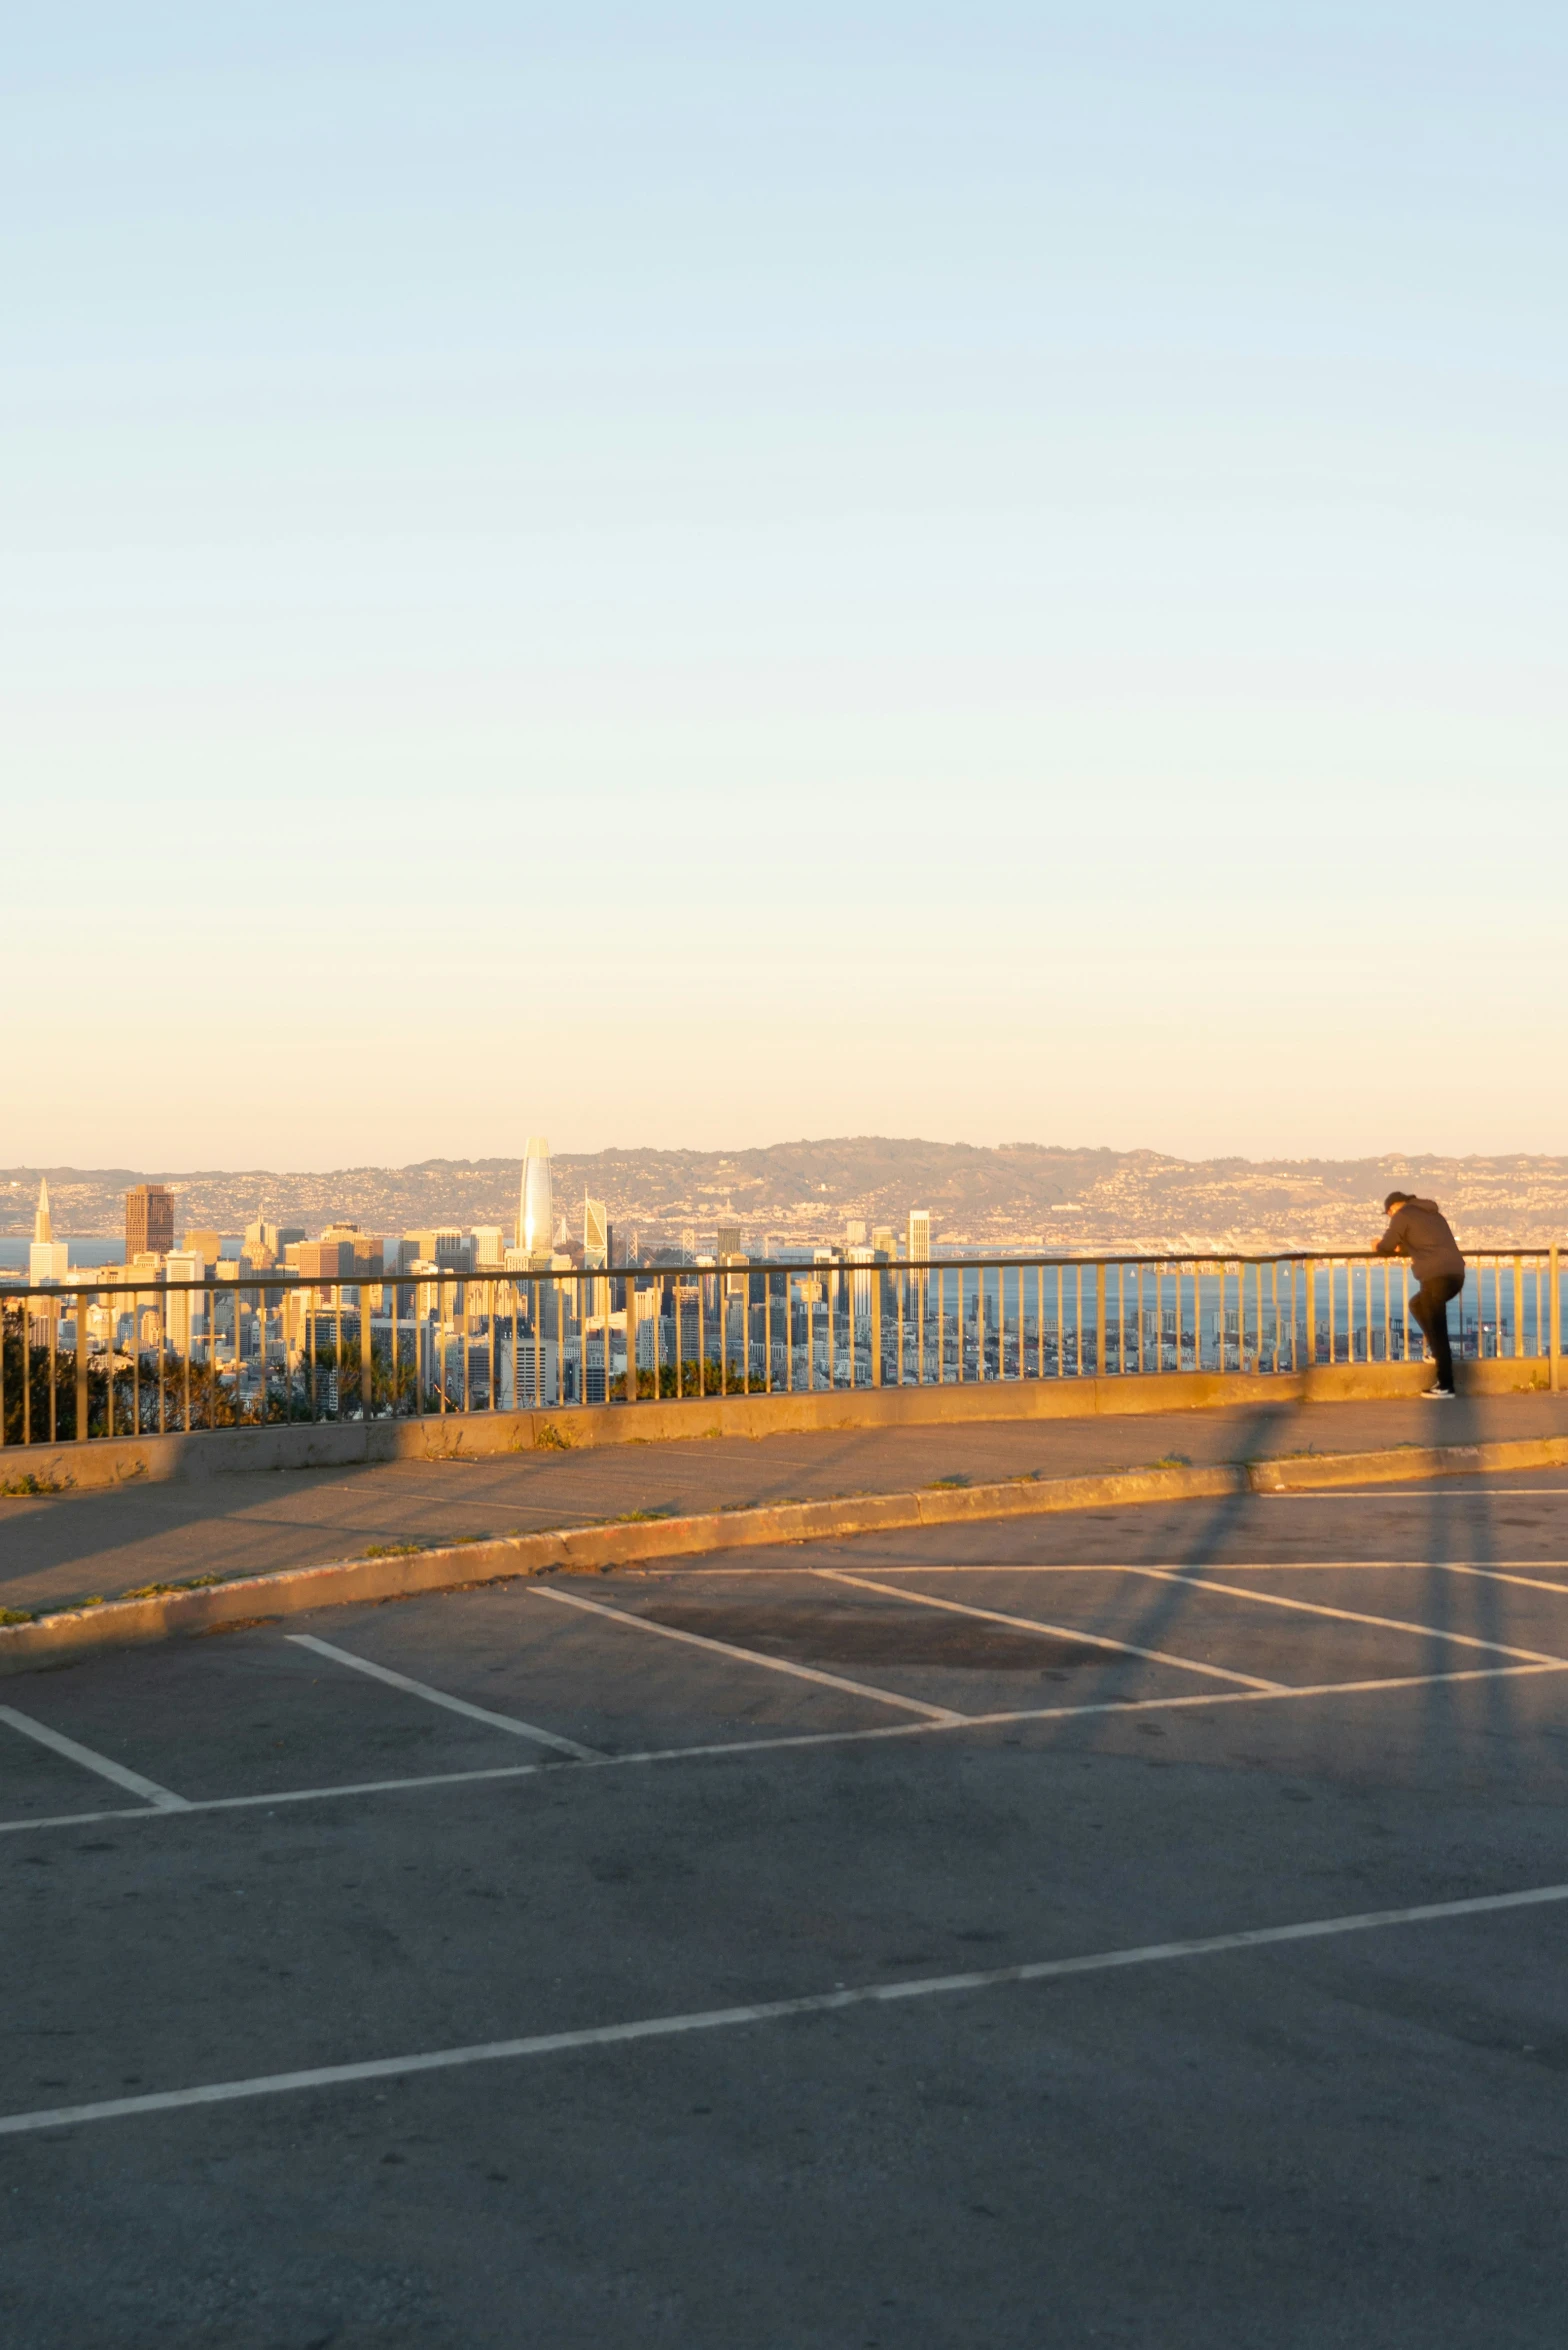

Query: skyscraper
[907,1209,931,1266]
[29,1178,69,1284]
[518,1137,553,1264]
[126,1184,175,1262]
[716,1220,743,1261]
[403,1228,468,1271]
[244,1211,280,1269]
[847,1244,876,1324]
[583,1198,610,1268]
[162,1249,205,1351]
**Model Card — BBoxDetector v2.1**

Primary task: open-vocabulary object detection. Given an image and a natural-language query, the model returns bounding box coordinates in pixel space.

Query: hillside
[5,1141,1566,1255]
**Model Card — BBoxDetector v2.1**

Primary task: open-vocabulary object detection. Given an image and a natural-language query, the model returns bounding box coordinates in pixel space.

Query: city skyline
[8,1135,1568,1262]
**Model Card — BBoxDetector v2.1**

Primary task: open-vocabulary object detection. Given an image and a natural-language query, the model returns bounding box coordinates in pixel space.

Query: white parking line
[814,1568,1285,1690]
[529,1581,968,1723]
[1439,1563,1568,1600]
[0,1806,152,1835]
[285,1634,602,1761]
[1267,1489,1568,1500]
[3,1658,1562,1839]
[798,1560,1568,1576]
[1120,1569,1568,1667]
[5,1875,1566,2140]
[0,1705,190,1810]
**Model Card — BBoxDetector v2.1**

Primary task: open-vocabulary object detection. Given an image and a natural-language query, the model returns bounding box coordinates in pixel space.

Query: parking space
[1200,1557,1568,1647]
[5,1495,1568,2347]
[0,1711,138,1821]
[549,1572,1222,1720]
[800,1562,1488,1689]
[315,1580,907,1753]
[0,1633,577,1809]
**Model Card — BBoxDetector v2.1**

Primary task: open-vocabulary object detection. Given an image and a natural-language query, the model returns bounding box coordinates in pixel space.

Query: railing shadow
[1034,1405,1567,1798]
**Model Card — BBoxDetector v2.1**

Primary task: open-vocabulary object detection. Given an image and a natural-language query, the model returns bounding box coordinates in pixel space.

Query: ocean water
[0,1237,126,1270]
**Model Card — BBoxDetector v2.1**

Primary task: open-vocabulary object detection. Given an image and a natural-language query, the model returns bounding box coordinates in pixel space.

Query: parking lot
[5,1481,1568,2346]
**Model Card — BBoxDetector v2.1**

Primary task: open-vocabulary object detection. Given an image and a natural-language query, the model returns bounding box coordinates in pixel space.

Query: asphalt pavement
[4,1477,1568,2346]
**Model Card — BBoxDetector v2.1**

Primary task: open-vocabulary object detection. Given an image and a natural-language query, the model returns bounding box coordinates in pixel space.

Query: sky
[6,3,1565,1168]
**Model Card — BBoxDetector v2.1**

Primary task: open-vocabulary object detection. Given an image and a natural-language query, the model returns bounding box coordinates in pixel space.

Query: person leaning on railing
[1375,1191,1465,1399]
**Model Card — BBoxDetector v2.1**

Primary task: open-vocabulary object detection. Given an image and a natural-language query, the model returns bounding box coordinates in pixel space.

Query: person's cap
[1383,1190,1413,1212]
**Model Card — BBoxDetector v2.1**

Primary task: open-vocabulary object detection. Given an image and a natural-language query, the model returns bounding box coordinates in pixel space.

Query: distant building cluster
[11,1149,937,1293]
[5,1148,941,1410]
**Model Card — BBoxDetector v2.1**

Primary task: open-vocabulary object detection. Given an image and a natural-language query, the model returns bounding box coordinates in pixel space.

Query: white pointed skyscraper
[30,1177,69,1284]
[519,1137,554,1265]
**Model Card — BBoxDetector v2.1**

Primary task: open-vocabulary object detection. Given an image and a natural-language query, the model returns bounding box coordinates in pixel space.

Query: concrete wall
[2,1352,1553,1494]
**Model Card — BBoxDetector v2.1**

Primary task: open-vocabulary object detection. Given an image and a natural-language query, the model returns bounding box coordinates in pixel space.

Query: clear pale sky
[8,5,1564,1168]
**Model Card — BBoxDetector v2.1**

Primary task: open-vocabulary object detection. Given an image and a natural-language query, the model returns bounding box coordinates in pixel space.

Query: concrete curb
[3,1433,1564,1675]
[1246,1432,1568,1492]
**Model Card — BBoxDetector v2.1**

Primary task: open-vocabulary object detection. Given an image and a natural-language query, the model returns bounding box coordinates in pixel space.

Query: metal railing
[0,1249,1561,1451]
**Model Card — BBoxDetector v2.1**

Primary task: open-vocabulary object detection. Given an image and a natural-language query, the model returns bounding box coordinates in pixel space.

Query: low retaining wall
[2,1355,1552,1496]
[5,1429,1566,1676]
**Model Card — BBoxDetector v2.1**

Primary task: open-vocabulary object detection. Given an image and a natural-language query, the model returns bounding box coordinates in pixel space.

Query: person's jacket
[1375,1198,1465,1284]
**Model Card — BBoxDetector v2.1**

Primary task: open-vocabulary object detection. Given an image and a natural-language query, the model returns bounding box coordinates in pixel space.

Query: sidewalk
[5,1389,1568,1621]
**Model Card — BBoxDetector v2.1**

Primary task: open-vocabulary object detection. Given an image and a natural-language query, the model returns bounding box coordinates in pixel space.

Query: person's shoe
[1421,1386,1457,1400]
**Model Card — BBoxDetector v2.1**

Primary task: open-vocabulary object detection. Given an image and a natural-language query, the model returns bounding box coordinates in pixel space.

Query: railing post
[1095,1261,1107,1377]
[76,1283,90,1443]
[1552,1246,1561,1392]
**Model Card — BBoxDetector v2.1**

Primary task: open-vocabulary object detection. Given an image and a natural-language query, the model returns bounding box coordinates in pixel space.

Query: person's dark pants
[1410,1273,1464,1392]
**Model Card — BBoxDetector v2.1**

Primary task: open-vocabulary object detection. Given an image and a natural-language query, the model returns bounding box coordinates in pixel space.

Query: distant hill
[5,1141,1566,1254]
